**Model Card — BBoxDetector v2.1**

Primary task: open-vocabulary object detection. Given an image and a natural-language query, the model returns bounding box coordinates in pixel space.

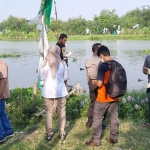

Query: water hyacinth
[80,101,84,108]
[73,109,78,112]
[127,96,132,101]
[135,104,139,110]
[137,96,140,101]
[145,98,148,103]
[141,99,145,105]
[122,98,126,104]
[132,97,135,102]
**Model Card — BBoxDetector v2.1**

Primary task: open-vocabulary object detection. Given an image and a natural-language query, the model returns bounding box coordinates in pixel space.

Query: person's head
[44,45,61,78]
[92,43,101,54]
[97,45,110,62]
[59,33,68,45]
[46,45,61,60]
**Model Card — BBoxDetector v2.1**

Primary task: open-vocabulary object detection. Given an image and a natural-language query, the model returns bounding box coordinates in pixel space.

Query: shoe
[60,133,66,140]
[85,141,100,147]
[46,134,53,141]
[106,137,118,144]
[4,132,14,140]
[0,137,5,144]
[85,118,92,129]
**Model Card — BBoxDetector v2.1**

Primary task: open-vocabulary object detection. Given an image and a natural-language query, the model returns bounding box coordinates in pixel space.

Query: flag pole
[54,0,59,40]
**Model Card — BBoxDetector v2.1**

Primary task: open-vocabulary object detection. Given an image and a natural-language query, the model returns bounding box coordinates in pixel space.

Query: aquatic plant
[0,53,21,58]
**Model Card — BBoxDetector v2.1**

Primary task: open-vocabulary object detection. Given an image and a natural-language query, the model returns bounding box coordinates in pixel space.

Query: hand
[143,67,148,75]
[91,80,97,86]
[65,51,74,57]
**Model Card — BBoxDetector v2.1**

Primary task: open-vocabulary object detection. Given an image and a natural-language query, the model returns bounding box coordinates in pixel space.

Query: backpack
[104,60,127,98]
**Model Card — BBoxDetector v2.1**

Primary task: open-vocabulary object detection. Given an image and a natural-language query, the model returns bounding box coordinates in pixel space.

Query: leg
[44,98,54,135]
[86,81,98,128]
[0,99,13,136]
[147,90,150,124]
[57,97,66,135]
[108,101,119,142]
[92,101,109,144]
[0,99,4,138]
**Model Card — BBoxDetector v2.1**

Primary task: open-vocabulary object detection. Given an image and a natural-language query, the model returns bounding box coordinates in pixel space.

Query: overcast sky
[0,0,149,22]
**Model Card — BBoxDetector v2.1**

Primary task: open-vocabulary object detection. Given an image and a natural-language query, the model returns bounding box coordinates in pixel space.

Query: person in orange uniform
[86,45,119,147]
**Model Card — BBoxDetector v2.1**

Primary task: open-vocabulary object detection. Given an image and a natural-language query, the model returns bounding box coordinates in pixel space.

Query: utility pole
[54,0,59,40]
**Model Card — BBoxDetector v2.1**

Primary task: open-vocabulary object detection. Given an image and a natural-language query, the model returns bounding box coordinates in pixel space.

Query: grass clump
[0,53,21,58]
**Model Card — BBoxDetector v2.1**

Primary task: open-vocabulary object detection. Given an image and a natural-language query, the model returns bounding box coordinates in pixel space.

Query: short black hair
[97,45,110,56]
[92,43,101,53]
[59,33,68,40]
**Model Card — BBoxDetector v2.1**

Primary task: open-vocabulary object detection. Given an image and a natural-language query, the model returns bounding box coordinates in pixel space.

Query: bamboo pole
[20,89,23,118]
[54,0,59,40]
[33,82,38,102]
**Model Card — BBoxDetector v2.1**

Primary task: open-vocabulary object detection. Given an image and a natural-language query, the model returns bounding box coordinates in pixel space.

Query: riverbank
[0,34,150,41]
[0,88,150,149]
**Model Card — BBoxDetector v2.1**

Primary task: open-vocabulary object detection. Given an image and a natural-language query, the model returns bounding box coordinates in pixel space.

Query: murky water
[0,40,150,91]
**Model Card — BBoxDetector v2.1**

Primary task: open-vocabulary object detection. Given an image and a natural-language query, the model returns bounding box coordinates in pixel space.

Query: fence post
[20,89,22,118]
[33,82,38,103]
[76,82,80,96]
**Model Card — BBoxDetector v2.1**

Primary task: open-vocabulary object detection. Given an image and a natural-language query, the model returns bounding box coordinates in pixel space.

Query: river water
[0,40,150,92]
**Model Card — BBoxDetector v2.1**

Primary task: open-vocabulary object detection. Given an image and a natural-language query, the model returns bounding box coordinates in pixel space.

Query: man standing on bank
[86,46,120,147]
[85,43,101,128]
[56,33,73,67]
[143,55,150,127]
[0,59,14,144]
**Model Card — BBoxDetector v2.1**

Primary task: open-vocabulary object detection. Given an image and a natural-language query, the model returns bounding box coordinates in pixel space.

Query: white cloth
[39,61,68,98]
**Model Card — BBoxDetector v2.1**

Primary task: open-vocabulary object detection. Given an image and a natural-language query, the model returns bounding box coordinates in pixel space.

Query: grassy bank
[69,35,150,41]
[1,88,150,150]
[0,33,150,41]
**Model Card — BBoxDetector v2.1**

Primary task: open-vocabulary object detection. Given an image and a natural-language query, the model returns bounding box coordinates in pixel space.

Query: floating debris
[80,68,84,71]
[72,57,77,62]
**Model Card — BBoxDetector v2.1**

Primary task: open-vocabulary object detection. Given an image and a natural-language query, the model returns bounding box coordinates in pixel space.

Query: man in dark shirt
[56,33,68,65]
[143,55,150,126]
[86,46,119,147]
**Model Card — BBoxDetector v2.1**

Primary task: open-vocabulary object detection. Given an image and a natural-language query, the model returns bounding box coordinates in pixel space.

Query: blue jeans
[0,99,13,138]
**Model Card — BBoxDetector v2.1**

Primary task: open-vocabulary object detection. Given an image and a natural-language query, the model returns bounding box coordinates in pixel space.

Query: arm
[92,63,105,88]
[0,78,7,97]
[0,63,8,97]
[143,56,148,75]
[92,80,103,88]
[62,61,69,82]
[143,67,148,75]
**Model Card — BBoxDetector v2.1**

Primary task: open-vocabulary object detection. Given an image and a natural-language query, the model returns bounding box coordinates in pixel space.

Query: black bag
[105,60,127,98]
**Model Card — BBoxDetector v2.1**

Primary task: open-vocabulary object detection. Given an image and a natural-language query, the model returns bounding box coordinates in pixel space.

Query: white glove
[65,51,74,57]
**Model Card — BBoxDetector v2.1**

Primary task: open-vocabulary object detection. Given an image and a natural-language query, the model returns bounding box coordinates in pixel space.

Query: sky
[0,0,150,22]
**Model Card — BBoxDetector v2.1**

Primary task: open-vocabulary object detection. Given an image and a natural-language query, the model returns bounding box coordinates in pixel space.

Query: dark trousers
[147,88,150,123]
[92,101,119,144]
[0,99,13,138]
[87,80,98,118]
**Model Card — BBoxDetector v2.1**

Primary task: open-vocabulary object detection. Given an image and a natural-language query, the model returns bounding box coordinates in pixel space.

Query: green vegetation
[0,6,150,41]
[1,88,150,149]
[0,54,21,58]
[142,49,150,54]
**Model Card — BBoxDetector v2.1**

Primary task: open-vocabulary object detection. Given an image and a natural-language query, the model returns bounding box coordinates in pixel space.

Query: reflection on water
[0,40,150,91]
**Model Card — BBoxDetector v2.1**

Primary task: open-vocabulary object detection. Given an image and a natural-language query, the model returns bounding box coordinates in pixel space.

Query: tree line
[0,6,150,35]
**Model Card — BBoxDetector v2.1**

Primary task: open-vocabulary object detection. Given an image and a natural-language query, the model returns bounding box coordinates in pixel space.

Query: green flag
[39,0,53,28]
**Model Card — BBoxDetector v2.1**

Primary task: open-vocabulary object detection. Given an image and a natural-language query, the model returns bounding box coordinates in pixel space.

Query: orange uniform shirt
[96,61,119,103]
